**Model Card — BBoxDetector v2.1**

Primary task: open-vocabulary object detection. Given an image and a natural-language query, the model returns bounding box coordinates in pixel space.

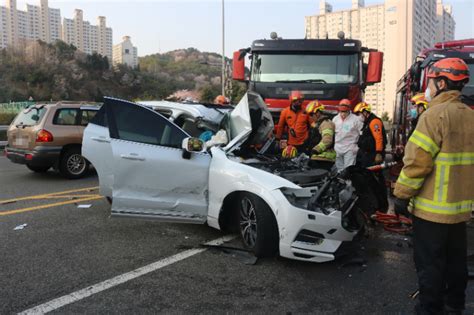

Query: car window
[89,105,107,127]
[53,109,79,125]
[13,107,47,126]
[110,102,187,148]
[80,110,98,126]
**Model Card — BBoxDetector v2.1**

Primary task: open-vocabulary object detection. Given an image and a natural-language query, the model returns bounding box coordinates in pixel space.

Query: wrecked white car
[83,93,384,262]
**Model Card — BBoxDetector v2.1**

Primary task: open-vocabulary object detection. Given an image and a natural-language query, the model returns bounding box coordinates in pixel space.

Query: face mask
[409,108,418,119]
[425,87,432,102]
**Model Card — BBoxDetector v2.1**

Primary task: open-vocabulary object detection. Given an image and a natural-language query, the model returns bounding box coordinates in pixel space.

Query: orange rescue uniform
[276,107,310,146]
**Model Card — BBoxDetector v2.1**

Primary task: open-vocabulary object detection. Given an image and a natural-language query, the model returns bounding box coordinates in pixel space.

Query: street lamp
[221,0,225,96]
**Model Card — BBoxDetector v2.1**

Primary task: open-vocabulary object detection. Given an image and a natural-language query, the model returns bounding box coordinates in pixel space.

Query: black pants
[413,216,468,314]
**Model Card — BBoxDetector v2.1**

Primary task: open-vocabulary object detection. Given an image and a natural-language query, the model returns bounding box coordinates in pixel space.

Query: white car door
[82,105,114,198]
[107,98,210,223]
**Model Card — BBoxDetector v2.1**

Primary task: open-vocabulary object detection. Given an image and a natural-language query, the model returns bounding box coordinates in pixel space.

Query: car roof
[31,101,102,109]
[138,100,232,121]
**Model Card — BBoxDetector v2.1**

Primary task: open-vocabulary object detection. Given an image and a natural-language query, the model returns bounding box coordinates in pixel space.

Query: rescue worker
[353,102,387,167]
[393,58,473,315]
[304,100,336,167]
[409,93,428,136]
[276,91,310,152]
[214,95,229,105]
[332,99,363,171]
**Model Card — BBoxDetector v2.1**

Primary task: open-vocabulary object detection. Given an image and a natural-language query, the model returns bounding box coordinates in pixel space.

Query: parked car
[83,94,383,262]
[5,102,100,179]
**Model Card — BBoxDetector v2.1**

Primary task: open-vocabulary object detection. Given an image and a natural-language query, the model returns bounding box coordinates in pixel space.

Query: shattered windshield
[251,53,359,84]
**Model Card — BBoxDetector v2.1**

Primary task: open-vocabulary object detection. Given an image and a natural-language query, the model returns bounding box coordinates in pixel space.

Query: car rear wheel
[59,147,88,179]
[26,164,50,173]
[239,193,279,258]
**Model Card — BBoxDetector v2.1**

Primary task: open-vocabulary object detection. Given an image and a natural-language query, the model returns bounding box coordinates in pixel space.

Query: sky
[13,0,474,57]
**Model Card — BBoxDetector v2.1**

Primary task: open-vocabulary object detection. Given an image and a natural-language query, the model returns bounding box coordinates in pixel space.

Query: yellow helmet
[282,145,298,159]
[410,93,427,109]
[305,101,325,114]
[353,102,371,114]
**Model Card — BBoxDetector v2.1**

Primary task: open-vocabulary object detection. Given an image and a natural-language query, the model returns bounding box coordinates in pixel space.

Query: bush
[0,112,17,125]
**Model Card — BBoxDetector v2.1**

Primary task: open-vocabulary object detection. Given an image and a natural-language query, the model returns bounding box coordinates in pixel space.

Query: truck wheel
[26,164,50,173]
[59,147,88,179]
[239,193,279,258]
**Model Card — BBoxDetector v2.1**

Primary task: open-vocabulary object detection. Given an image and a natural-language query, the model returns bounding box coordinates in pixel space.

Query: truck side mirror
[232,50,246,81]
[366,51,384,84]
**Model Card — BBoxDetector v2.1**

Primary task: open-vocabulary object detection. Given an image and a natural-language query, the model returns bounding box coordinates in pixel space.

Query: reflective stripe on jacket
[394,90,474,224]
[276,107,310,146]
[312,119,336,162]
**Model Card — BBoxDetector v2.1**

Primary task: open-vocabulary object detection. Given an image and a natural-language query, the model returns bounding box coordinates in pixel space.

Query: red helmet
[339,99,351,111]
[427,58,470,82]
[289,91,304,103]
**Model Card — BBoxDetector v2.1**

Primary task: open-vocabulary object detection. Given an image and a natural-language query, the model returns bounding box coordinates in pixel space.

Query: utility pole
[221,0,225,96]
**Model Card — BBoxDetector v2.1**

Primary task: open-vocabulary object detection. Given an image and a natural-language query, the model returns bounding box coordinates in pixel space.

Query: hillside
[0,40,246,104]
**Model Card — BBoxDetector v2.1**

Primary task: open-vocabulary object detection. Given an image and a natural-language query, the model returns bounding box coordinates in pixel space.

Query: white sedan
[83,93,382,262]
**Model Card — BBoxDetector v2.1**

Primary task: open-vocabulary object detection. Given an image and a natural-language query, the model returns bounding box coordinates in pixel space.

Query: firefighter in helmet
[394,58,473,314]
[214,95,229,105]
[353,101,387,167]
[304,100,336,166]
[276,91,311,153]
[409,93,428,134]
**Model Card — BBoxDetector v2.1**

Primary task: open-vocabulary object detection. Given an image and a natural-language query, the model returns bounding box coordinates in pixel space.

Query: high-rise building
[62,10,113,61]
[113,35,138,68]
[0,0,61,48]
[305,0,455,117]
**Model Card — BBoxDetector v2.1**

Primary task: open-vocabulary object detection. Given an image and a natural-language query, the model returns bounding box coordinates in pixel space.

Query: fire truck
[391,39,474,158]
[231,32,383,120]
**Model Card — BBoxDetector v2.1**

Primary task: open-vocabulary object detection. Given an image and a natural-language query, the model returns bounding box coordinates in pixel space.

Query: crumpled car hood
[224,92,274,153]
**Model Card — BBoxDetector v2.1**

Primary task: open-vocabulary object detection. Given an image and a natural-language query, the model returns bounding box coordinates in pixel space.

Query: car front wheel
[239,193,279,258]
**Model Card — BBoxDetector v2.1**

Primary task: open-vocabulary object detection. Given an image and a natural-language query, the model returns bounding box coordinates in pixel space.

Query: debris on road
[13,223,28,230]
[77,204,92,209]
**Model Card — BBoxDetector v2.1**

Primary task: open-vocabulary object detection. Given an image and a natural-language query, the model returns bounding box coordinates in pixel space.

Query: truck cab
[232,35,383,121]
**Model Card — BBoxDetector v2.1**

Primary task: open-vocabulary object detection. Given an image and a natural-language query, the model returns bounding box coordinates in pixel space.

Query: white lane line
[18,235,235,314]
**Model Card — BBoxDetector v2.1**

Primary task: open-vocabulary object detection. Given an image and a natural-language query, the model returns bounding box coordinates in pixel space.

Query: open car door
[105,98,210,223]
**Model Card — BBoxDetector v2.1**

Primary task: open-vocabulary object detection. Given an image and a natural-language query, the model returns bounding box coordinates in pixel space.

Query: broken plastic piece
[77,204,92,208]
[14,223,28,230]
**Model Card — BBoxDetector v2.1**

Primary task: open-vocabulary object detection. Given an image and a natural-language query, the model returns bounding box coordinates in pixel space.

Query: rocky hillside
[0,41,246,104]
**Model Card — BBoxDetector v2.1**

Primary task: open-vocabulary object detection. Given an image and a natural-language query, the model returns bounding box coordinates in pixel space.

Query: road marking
[18,235,236,314]
[0,186,99,205]
[0,196,103,216]
[31,194,100,200]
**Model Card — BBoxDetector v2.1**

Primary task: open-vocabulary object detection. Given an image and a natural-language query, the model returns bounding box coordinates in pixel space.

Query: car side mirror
[181,137,205,159]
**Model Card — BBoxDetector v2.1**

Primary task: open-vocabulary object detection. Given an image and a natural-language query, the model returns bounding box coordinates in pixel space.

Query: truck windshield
[251,53,359,84]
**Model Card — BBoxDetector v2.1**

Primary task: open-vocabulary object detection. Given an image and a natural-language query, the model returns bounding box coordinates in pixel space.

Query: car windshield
[13,106,47,126]
[251,53,359,84]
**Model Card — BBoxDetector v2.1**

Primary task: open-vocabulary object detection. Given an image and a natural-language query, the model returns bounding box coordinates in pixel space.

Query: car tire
[59,147,88,179]
[26,164,50,173]
[239,193,279,258]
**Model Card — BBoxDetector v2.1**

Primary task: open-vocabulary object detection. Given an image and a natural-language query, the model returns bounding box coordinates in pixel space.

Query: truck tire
[238,193,279,258]
[59,147,88,179]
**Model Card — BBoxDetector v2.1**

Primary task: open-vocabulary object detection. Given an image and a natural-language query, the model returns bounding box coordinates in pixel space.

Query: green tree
[199,85,220,103]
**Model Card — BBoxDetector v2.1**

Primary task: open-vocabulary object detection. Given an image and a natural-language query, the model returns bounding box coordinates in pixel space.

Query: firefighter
[304,100,336,166]
[353,102,387,167]
[409,93,428,135]
[214,95,229,105]
[332,99,363,171]
[276,91,310,152]
[393,58,473,315]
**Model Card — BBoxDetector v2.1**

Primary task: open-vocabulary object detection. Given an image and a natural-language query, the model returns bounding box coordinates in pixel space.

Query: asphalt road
[0,155,473,314]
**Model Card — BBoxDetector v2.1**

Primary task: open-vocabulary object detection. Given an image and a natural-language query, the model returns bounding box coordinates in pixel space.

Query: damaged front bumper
[270,188,359,263]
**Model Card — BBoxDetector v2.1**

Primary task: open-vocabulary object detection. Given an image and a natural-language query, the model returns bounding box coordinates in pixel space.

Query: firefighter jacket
[394,90,474,224]
[358,113,387,156]
[311,117,336,162]
[332,112,363,155]
[276,107,310,146]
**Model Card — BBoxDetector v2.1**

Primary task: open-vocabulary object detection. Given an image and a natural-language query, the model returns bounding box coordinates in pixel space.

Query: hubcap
[67,154,86,175]
[240,197,257,248]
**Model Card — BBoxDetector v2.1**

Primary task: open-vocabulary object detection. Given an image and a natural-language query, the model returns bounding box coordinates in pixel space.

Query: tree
[199,85,220,103]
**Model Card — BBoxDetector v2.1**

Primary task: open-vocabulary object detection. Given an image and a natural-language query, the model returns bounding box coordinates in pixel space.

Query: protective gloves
[374,153,383,164]
[394,198,410,217]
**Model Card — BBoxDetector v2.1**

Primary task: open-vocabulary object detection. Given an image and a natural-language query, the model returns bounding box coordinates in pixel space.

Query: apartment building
[113,36,138,68]
[305,0,455,116]
[62,10,113,61]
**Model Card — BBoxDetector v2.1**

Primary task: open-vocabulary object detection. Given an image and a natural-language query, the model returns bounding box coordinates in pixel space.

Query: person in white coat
[332,99,363,171]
